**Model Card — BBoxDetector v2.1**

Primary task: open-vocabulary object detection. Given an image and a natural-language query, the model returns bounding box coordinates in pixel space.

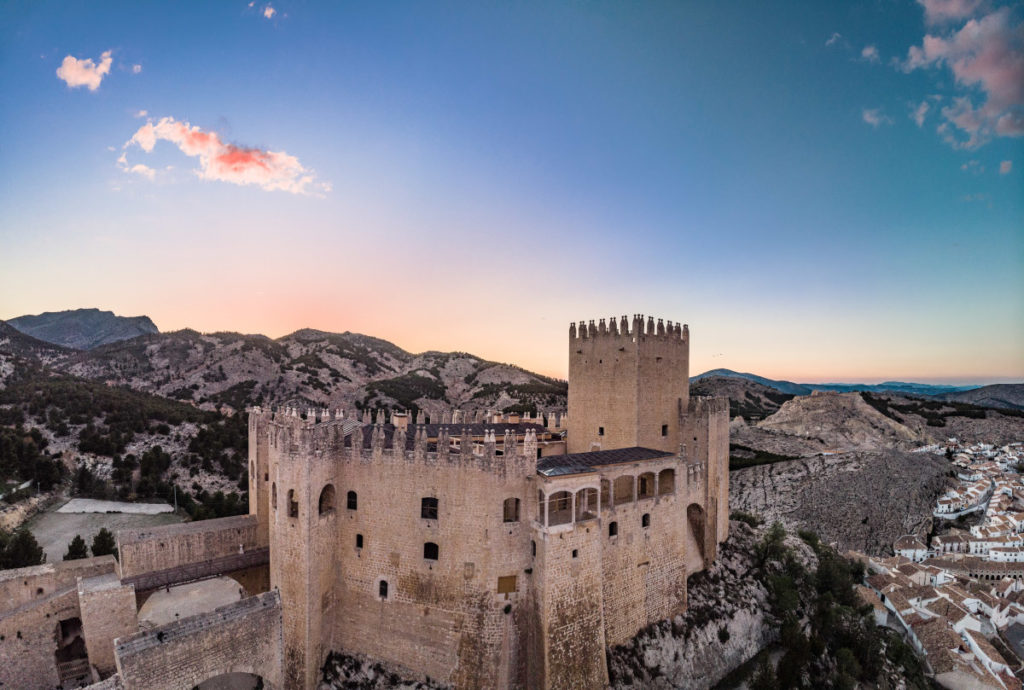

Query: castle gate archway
[685,503,706,574]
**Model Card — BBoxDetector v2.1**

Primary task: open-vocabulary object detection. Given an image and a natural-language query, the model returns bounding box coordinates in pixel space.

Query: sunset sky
[1,1,1021,383]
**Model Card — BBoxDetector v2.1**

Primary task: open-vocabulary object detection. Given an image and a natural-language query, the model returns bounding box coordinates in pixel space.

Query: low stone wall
[115,590,283,689]
[117,514,259,578]
[0,555,117,614]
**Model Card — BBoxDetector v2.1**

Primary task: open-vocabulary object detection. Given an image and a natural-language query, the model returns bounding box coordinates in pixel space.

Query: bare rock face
[730,451,952,555]
[757,391,923,451]
[607,522,818,689]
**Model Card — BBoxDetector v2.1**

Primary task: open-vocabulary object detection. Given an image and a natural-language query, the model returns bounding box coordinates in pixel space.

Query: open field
[24,499,183,562]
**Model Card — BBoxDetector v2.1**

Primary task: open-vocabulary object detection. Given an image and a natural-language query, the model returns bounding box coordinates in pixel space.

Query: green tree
[0,528,46,569]
[63,534,89,561]
[750,657,779,690]
[91,528,118,559]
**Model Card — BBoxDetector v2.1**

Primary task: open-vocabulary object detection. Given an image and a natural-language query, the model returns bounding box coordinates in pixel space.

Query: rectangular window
[598,426,604,436]
[661,424,668,437]
[356,534,363,549]
[497,575,517,594]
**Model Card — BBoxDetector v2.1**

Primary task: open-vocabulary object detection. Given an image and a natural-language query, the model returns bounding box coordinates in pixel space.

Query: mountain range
[3,309,1021,412]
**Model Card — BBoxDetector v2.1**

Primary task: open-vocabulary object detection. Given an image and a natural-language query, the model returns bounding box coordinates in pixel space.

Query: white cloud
[56,50,113,91]
[132,64,142,74]
[263,5,276,18]
[129,163,156,181]
[862,108,892,128]
[123,116,328,195]
[960,159,983,174]
[1000,160,1013,174]
[861,45,880,63]
[903,8,1024,149]
[826,32,842,47]
[134,109,148,118]
[911,100,930,127]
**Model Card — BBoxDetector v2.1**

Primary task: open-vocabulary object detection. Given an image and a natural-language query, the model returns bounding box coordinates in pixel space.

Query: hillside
[48,328,566,417]
[932,383,1024,411]
[8,308,159,350]
[691,376,794,422]
[691,368,986,397]
[691,369,811,396]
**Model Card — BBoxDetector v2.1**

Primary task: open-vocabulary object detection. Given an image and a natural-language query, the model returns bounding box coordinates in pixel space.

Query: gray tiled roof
[537,447,671,477]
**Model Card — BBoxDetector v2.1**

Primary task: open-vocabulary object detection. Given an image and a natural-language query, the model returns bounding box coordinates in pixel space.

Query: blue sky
[0,0,1021,382]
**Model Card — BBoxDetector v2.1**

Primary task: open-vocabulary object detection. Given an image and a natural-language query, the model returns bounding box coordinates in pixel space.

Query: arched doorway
[195,671,266,689]
[685,503,706,573]
[138,576,244,628]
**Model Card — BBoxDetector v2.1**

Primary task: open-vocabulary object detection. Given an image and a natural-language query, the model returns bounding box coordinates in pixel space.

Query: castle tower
[566,315,689,454]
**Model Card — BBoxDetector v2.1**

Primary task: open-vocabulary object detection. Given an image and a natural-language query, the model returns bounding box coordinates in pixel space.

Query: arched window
[379,580,388,599]
[658,468,675,495]
[642,513,651,528]
[609,521,618,537]
[600,479,611,510]
[288,489,298,518]
[271,482,277,510]
[421,497,438,520]
[576,488,598,521]
[347,491,357,510]
[503,497,520,522]
[318,484,336,515]
[424,542,439,560]
[547,491,573,526]
[638,472,656,499]
[613,476,634,506]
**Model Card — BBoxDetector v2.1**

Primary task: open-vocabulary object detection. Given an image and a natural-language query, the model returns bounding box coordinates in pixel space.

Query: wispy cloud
[910,100,931,127]
[862,108,892,128]
[263,5,276,19]
[960,159,983,174]
[903,8,1024,149]
[916,0,985,25]
[134,109,148,118]
[861,45,880,63]
[56,50,112,91]
[123,116,328,195]
[1000,160,1013,174]
[826,32,842,47]
[132,64,142,74]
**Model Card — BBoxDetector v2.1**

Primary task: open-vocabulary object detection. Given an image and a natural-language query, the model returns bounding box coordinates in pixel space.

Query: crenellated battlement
[251,407,538,480]
[569,314,688,340]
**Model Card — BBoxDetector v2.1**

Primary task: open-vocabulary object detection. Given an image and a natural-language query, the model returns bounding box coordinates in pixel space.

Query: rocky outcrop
[319,651,449,689]
[730,450,952,555]
[757,391,923,451]
[607,522,817,689]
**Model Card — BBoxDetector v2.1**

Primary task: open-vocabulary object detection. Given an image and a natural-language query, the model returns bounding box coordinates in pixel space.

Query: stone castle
[0,314,729,690]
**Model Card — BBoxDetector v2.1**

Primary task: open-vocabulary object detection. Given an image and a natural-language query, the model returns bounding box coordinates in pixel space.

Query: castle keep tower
[567,315,689,454]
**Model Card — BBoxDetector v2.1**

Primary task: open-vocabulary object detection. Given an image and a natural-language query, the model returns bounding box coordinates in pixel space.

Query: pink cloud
[124,116,326,195]
[903,8,1024,148]
[911,100,930,127]
[861,45,880,63]
[1001,160,1013,174]
[916,0,985,24]
[263,5,276,19]
[56,50,113,91]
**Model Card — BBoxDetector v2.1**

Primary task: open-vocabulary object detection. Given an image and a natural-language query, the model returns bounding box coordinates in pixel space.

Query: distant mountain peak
[7,308,159,350]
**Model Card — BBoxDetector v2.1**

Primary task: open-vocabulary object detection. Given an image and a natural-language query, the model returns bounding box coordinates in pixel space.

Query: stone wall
[117,514,259,578]
[0,555,117,614]
[263,414,537,689]
[114,590,283,690]
[78,573,138,676]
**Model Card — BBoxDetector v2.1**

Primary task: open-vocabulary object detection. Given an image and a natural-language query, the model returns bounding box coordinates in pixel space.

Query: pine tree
[91,527,118,559]
[0,528,46,569]
[63,534,89,561]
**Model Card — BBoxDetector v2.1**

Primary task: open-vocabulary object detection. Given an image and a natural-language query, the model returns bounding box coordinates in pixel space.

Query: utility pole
[173,484,178,514]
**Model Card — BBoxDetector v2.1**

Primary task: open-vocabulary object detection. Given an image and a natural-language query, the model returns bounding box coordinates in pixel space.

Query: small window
[531,540,536,557]
[536,448,542,460]
[503,497,520,523]
[421,497,438,520]
[271,482,277,510]
[264,472,268,481]
[424,542,439,561]
[661,424,668,437]
[356,534,364,549]
[609,521,618,537]
[598,426,605,436]
[347,491,357,510]
[642,513,650,528]
[288,489,298,518]
[379,580,388,599]
[572,549,579,558]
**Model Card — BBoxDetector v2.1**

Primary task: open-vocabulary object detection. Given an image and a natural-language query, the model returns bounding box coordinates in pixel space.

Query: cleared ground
[57,498,174,514]
[138,576,242,629]
[24,499,183,562]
